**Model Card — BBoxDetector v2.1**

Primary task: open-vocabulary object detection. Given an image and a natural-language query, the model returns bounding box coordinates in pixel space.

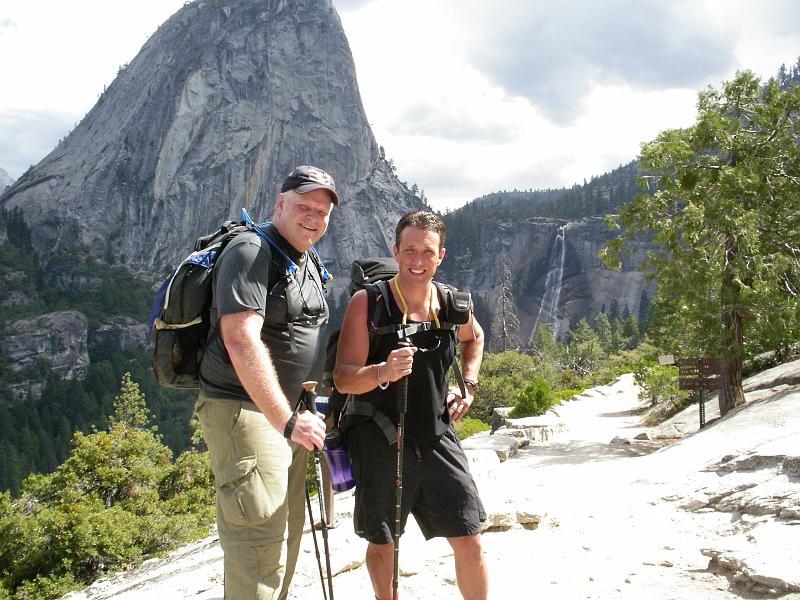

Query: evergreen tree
[638,289,651,332]
[108,372,151,430]
[566,319,604,376]
[622,315,640,348]
[608,298,620,322]
[603,71,800,416]
[593,313,613,353]
[610,317,624,353]
[490,255,522,351]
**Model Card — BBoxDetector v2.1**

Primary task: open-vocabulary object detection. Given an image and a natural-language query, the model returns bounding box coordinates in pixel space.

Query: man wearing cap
[196,165,339,599]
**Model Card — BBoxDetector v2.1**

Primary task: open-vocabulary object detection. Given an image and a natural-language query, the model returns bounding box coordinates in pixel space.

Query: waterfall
[530,225,566,341]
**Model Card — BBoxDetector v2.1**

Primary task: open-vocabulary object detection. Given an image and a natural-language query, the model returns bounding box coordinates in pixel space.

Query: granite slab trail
[63,362,800,599]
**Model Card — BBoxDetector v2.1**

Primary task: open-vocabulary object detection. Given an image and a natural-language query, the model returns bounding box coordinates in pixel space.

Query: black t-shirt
[199,226,328,404]
[350,286,456,446]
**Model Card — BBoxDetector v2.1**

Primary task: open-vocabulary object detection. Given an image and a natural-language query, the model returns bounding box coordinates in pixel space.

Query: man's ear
[392,244,400,261]
[438,246,446,264]
[273,193,285,219]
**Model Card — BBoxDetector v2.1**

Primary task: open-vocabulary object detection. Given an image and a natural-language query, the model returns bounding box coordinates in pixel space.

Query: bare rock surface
[0,165,13,191]
[1,310,89,380]
[0,0,421,287]
[63,362,800,599]
[88,316,149,352]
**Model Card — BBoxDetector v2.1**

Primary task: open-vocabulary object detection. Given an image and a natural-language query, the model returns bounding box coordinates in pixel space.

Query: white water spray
[531,225,566,341]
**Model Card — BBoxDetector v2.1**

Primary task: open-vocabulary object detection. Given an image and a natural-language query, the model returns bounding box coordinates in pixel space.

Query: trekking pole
[392,338,412,600]
[305,481,328,600]
[303,381,335,600]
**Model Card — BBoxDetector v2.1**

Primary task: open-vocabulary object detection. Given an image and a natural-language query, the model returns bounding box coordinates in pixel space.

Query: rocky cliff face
[0,166,13,192]
[0,0,421,287]
[439,216,652,342]
[0,0,652,393]
[0,310,90,384]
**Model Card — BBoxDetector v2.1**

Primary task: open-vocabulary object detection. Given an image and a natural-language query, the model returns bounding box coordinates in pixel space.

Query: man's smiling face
[392,225,446,285]
[273,189,333,252]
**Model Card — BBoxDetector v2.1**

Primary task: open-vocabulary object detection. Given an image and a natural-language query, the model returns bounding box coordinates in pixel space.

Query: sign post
[676,357,722,429]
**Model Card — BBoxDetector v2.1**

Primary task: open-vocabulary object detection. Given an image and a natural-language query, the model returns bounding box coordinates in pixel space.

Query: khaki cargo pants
[196,394,307,600]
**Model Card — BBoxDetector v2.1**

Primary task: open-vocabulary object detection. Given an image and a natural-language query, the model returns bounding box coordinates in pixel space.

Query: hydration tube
[240,207,332,286]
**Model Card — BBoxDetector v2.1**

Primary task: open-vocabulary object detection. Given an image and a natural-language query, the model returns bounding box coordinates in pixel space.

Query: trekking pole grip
[395,340,411,413]
[303,380,318,414]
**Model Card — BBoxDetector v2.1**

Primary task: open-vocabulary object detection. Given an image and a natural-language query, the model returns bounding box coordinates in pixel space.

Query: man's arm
[220,310,325,450]
[333,290,415,394]
[448,312,485,421]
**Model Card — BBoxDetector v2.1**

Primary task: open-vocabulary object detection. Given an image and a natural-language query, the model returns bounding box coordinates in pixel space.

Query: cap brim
[294,183,340,205]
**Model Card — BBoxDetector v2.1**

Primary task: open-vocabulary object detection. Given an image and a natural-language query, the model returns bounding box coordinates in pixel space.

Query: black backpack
[321,257,471,431]
[148,211,330,389]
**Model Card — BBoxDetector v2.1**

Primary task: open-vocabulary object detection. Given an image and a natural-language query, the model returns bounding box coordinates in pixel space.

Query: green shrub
[452,417,490,440]
[470,351,543,422]
[551,387,584,403]
[633,363,684,406]
[509,377,553,418]
[0,374,217,599]
[9,573,78,600]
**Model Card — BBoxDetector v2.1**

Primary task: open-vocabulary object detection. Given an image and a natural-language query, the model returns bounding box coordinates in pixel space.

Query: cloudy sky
[2,1,799,210]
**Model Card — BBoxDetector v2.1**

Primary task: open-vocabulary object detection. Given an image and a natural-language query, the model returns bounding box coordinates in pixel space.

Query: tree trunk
[718,352,745,416]
[718,233,746,416]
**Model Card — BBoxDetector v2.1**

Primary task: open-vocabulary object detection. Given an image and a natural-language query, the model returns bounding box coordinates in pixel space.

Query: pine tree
[108,372,151,430]
[603,71,800,416]
[490,255,521,352]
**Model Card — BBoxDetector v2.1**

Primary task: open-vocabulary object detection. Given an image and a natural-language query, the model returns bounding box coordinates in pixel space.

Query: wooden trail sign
[675,357,723,429]
[676,357,722,391]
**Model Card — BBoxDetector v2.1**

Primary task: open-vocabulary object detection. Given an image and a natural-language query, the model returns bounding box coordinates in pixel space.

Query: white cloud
[338,0,800,210]
[1,0,799,214]
[0,0,186,177]
[0,109,76,176]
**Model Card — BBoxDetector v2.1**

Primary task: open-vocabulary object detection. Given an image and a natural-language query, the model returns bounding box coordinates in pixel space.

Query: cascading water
[530,225,566,341]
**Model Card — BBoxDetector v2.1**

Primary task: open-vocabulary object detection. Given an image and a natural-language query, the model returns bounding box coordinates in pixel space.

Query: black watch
[463,378,479,390]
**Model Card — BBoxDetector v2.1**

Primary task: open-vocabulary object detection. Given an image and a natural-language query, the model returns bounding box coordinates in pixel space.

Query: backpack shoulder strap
[432,281,472,399]
[308,246,332,290]
[365,280,396,335]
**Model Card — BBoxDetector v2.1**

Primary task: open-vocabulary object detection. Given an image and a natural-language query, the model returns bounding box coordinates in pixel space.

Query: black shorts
[346,421,486,544]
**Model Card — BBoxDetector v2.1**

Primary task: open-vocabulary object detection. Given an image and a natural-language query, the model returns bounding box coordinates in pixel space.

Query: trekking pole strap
[452,353,467,400]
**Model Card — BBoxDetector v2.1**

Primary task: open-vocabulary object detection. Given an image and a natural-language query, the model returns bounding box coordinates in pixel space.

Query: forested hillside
[443,161,639,258]
[0,210,195,495]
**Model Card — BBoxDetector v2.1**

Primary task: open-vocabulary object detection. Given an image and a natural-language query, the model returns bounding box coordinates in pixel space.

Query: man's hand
[290,410,326,451]
[447,386,473,422]
[381,345,418,382]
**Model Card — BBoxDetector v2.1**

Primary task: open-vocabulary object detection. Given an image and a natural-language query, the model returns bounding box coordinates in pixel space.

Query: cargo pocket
[216,455,286,527]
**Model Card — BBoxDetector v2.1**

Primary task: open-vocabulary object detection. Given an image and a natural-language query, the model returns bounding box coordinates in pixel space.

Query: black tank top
[354,286,455,445]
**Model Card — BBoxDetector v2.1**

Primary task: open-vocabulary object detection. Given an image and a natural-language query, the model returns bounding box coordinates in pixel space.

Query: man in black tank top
[195,166,336,599]
[335,211,489,600]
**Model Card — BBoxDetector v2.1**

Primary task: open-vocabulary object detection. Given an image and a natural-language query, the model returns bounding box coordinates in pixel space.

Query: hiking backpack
[321,257,472,430]
[148,209,330,389]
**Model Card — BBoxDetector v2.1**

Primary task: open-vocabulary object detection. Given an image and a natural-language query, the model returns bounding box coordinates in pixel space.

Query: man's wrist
[376,363,390,390]
[283,409,299,439]
[463,378,479,391]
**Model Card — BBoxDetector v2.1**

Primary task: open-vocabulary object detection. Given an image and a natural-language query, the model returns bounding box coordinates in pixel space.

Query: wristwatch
[463,378,479,391]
